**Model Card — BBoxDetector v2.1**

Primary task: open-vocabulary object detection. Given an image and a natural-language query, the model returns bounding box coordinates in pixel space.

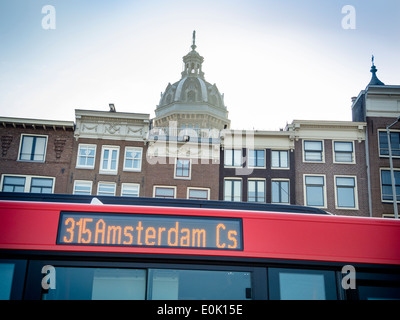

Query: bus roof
[0,192,330,215]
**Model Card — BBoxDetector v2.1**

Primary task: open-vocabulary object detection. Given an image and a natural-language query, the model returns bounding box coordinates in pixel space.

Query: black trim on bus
[2,249,400,273]
[1,249,400,300]
[0,192,331,215]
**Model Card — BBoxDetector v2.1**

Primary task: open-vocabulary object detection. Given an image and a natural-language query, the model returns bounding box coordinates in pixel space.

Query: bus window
[358,285,400,300]
[268,268,337,300]
[147,269,252,300]
[42,267,146,300]
[0,263,15,300]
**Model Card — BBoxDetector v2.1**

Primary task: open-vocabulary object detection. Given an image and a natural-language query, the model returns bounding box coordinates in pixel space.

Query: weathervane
[372,54,375,66]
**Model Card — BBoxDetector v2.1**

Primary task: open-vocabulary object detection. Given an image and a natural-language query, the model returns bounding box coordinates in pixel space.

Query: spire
[191,30,196,51]
[181,30,205,79]
[368,55,385,86]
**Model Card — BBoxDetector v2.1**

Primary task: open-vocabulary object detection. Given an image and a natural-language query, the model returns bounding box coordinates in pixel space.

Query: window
[187,188,209,200]
[248,180,265,202]
[121,183,140,197]
[248,150,265,168]
[0,263,15,300]
[100,146,119,174]
[224,149,242,167]
[41,266,252,300]
[97,182,116,196]
[1,176,26,192]
[154,186,176,199]
[30,178,53,193]
[18,135,47,162]
[123,147,142,171]
[268,268,337,300]
[381,170,400,202]
[175,159,191,179]
[304,140,323,162]
[73,180,92,195]
[379,131,400,157]
[271,180,290,204]
[42,267,146,300]
[304,175,325,207]
[224,179,242,202]
[271,150,289,168]
[334,141,354,163]
[76,144,96,169]
[335,176,357,209]
[1,175,54,193]
[147,269,251,300]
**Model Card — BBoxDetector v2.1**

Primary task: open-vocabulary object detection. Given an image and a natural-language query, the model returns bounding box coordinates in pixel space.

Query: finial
[368,56,385,86]
[191,30,197,50]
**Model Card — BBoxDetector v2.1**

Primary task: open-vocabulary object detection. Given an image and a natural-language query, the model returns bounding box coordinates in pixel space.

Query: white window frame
[247,149,266,169]
[334,175,358,210]
[271,178,290,204]
[73,180,93,195]
[97,181,116,196]
[187,187,210,200]
[303,140,324,163]
[380,168,400,203]
[332,141,355,164]
[224,178,242,202]
[174,158,191,180]
[303,174,327,208]
[1,174,55,193]
[123,147,143,172]
[153,186,177,199]
[76,144,97,169]
[18,134,48,163]
[271,150,290,169]
[99,145,120,175]
[378,129,400,158]
[247,178,266,203]
[224,149,242,167]
[121,183,140,197]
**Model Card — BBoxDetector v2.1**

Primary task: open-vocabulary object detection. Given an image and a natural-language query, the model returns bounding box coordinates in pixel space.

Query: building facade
[69,108,150,197]
[219,130,295,205]
[287,120,368,216]
[0,117,74,194]
[1,36,399,219]
[352,62,400,217]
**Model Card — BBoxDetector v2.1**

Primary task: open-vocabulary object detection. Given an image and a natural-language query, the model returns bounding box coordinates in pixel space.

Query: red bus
[0,198,399,300]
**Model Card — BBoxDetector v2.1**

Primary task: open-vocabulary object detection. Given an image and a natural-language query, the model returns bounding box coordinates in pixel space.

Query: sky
[0,0,399,130]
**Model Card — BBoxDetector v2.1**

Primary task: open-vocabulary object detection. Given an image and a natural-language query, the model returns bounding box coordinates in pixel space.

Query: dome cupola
[154,31,230,132]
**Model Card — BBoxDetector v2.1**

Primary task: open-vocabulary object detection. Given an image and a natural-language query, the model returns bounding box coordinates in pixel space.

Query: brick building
[219,130,295,204]
[352,61,400,217]
[286,120,368,216]
[0,117,74,194]
[69,108,150,197]
[1,37,399,219]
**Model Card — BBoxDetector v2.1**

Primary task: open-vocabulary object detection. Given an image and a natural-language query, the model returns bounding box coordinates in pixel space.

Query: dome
[154,31,230,131]
[158,77,225,110]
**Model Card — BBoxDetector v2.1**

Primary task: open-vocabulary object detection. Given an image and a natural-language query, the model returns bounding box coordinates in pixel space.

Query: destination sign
[57,212,243,250]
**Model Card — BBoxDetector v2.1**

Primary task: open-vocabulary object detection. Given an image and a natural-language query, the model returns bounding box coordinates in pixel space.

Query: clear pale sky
[0,0,399,130]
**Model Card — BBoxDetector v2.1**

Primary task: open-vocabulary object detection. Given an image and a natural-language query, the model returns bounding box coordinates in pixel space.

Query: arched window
[187,90,196,102]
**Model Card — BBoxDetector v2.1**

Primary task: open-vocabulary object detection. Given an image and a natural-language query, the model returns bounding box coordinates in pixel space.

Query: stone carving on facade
[1,135,13,157]
[54,138,66,159]
[104,123,121,135]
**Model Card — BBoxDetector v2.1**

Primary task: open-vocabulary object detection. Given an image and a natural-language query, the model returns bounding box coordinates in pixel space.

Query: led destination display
[57,212,243,250]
